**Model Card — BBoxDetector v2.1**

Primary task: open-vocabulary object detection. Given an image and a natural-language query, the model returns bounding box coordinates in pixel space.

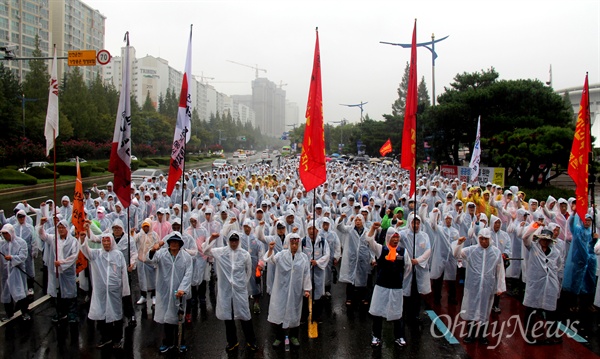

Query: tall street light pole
[340,102,368,121]
[380,33,449,106]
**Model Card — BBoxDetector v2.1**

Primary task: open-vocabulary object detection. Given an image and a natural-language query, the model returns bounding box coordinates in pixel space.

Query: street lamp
[340,102,368,121]
[330,119,347,153]
[380,33,449,106]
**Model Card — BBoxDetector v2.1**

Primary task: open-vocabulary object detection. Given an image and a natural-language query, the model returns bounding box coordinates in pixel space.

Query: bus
[281,146,291,156]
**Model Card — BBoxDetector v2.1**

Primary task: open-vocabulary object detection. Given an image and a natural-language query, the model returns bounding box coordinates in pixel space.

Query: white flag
[469,116,481,182]
[108,32,132,208]
[167,25,193,196]
[44,46,59,156]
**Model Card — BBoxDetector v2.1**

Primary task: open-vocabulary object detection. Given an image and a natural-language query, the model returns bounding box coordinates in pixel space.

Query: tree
[426,68,573,187]
[390,62,410,118]
[0,63,23,138]
[60,67,92,140]
[22,35,49,141]
[142,91,155,112]
[418,76,430,108]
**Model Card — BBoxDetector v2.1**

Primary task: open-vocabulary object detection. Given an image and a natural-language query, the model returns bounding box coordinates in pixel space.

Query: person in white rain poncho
[400,214,432,322]
[13,210,38,295]
[264,233,311,348]
[321,218,341,297]
[453,228,506,345]
[38,218,79,323]
[185,214,211,309]
[202,232,258,352]
[256,221,287,295]
[170,218,198,323]
[429,211,462,305]
[134,219,159,307]
[80,229,129,349]
[522,229,563,345]
[300,224,330,323]
[489,215,511,313]
[145,232,193,354]
[337,213,374,307]
[365,224,412,348]
[0,224,31,321]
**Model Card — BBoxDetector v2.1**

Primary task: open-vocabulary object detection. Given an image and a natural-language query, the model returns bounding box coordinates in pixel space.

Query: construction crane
[278,81,288,89]
[194,72,215,84]
[227,60,267,79]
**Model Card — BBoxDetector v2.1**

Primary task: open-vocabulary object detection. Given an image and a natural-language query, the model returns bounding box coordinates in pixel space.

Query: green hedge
[136,160,148,168]
[55,162,93,177]
[147,157,171,166]
[92,166,105,173]
[143,158,159,166]
[96,160,109,171]
[0,169,37,185]
[26,166,59,179]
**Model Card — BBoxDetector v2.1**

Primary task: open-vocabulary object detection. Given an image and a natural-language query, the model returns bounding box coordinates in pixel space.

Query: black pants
[198,281,207,304]
[225,319,256,346]
[56,296,77,317]
[493,294,500,308]
[372,315,404,340]
[524,306,559,339]
[98,319,123,343]
[404,275,421,321]
[301,297,323,322]
[274,324,299,341]
[42,265,48,295]
[4,298,29,317]
[346,284,367,304]
[466,321,488,339]
[432,277,456,303]
[163,323,184,346]
[122,295,134,318]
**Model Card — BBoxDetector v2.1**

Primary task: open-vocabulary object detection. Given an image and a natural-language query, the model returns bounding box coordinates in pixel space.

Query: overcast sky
[85,0,599,127]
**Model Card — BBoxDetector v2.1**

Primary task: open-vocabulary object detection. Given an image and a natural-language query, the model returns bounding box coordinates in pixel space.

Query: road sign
[96,49,111,65]
[68,50,97,66]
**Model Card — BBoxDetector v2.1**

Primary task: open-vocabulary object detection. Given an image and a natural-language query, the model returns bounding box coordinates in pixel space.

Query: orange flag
[567,74,590,221]
[401,20,418,196]
[379,138,393,157]
[299,28,326,192]
[72,158,88,274]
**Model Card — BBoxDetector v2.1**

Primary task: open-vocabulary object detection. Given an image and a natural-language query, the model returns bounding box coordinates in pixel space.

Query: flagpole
[53,129,58,280]
[586,72,596,236]
[181,136,186,226]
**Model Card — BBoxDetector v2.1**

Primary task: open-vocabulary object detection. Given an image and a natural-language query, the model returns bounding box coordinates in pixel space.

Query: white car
[261,151,270,159]
[131,155,138,161]
[18,161,50,172]
[238,153,247,160]
[212,159,228,168]
[131,168,164,183]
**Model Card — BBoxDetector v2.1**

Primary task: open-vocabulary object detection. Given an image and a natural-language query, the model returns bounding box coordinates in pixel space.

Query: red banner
[72,158,88,274]
[568,74,590,221]
[299,28,326,193]
[379,138,392,157]
[400,20,418,196]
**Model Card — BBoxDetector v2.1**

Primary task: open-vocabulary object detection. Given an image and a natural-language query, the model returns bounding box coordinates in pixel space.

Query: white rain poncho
[38,220,80,298]
[337,214,373,287]
[429,212,459,280]
[0,224,29,303]
[135,220,159,291]
[453,229,506,323]
[400,214,432,295]
[81,233,130,322]
[186,214,210,286]
[264,236,312,329]
[108,219,138,268]
[202,232,253,321]
[595,239,600,307]
[505,209,529,279]
[13,211,38,278]
[321,219,342,286]
[240,220,264,296]
[490,215,512,256]
[145,234,193,325]
[256,224,285,294]
[366,227,412,321]
[522,232,562,311]
[301,231,331,300]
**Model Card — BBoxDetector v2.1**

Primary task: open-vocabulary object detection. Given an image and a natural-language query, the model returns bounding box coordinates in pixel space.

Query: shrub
[0,169,37,185]
[143,158,158,166]
[148,157,171,166]
[136,160,148,168]
[54,162,93,177]
[92,166,105,173]
[96,160,110,171]
[26,166,59,179]
[131,161,140,171]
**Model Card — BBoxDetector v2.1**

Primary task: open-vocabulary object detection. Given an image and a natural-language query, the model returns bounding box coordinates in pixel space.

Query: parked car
[212,159,228,168]
[67,158,87,163]
[131,168,164,183]
[18,161,49,173]
[131,155,138,161]
[261,150,270,159]
[238,153,247,160]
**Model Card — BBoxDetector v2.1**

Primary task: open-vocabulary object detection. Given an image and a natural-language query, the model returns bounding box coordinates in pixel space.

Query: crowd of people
[0,157,599,353]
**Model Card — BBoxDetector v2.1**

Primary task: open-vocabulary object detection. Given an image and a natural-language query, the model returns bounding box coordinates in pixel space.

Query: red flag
[108,32,132,208]
[299,28,326,192]
[72,158,88,274]
[379,138,393,157]
[167,25,193,196]
[401,20,418,196]
[568,74,590,221]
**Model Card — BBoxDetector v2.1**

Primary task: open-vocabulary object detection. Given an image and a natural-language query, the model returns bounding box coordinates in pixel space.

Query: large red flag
[401,20,418,196]
[379,138,393,157]
[167,25,193,196]
[299,28,326,192]
[108,32,132,208]
[568,74,590,221]
[72,158,88,274]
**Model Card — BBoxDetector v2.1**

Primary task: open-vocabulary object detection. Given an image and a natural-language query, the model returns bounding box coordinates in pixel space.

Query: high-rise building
[252,78,286,137]
[49,0,105,83]
[0,0,51,80]
[285,100,300,127]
